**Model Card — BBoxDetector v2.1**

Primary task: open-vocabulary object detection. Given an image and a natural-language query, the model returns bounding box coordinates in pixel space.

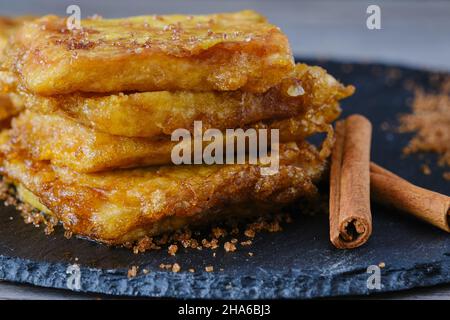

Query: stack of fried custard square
[0,11,353,245]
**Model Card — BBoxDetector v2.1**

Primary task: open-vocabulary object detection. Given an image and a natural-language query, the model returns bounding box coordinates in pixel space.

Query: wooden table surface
[0,0,449,300]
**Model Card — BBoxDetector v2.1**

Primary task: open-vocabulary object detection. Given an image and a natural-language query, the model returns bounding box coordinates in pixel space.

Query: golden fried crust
[0,95,15,120]
[21,64,354,138]
[0,16,33,122]
[11,110,175,172]
[255,103,340,140]
[11,105,338,173]
[0,140,325,244]
[0,16,34,53]
[6,11,294,94]
[0,71,24,121]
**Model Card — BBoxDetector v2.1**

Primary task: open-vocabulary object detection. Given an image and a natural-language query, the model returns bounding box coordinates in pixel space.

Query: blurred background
[0,0,449,71]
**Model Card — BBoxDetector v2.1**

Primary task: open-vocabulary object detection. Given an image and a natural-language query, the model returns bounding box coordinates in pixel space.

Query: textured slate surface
[0,60,448,299]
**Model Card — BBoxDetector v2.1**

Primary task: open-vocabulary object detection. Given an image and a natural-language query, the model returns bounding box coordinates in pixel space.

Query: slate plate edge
[1,254,449,299]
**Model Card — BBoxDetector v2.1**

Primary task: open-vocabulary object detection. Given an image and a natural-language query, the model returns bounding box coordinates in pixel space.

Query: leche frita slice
[5,11,294,94]
[9,103,339,173]
[19,64,354,138]
[0,139,325,244]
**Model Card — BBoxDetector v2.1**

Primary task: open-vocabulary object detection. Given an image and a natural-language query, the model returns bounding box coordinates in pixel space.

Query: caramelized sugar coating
[21,64,354,138]
[11,110,175,172]
[10,105,338,173]
[0,16,33,53]
[0,140,325,244]
[258,102,341,139]
[0,95,20,121]
[6,11,294,95]
[0,16,33,122]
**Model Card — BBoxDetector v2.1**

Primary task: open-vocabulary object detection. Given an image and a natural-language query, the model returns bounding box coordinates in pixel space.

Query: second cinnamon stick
[370,162,450,232]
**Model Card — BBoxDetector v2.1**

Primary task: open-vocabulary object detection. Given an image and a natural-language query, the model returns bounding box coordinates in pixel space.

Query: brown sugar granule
[399,78,450,169]
[202,238,219,249]
[168,244,178,256]
[240,240,252,246]
[244,229,255,238]
[133,236,160,254]
[248,252,254,257]
[205,266,214,272]
[0,181,18,208]
[127,266,138,278]
[180,238,199,249]
[210,240,219,249]
[378,262,386,268]
[172,263,181,273]
[142,269,150,274]
[421,164,431,175]
[159,263,172,270]
[224,241,236,252]
[444,172,450,181]
[180,239,190,248]
[211,227,227,239]
[189,268,195,273]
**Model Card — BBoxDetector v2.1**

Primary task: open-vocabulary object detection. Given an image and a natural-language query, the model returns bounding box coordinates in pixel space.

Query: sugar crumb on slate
[168,244,178,256]
[205,266,214,272]
[244,229,255,238]
[172,263,181,273]
[224,241,236,252]
[127,265,138,278]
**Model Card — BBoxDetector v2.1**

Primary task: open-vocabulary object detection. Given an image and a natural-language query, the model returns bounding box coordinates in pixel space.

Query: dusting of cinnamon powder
[399,78,450,179]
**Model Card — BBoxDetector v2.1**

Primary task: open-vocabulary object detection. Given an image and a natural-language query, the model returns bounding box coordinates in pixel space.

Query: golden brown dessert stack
[0,11,354,245]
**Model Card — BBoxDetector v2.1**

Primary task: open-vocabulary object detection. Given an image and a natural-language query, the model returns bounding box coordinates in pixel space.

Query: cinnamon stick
[330,115,372,249]
[370,162,450,232]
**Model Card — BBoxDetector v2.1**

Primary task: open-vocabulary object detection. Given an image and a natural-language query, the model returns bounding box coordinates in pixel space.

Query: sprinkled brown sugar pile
[399,77,450,179]
[129,212,293,256]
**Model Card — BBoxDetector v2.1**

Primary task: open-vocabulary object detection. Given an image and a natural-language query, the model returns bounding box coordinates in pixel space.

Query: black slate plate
[0,59,449,299]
